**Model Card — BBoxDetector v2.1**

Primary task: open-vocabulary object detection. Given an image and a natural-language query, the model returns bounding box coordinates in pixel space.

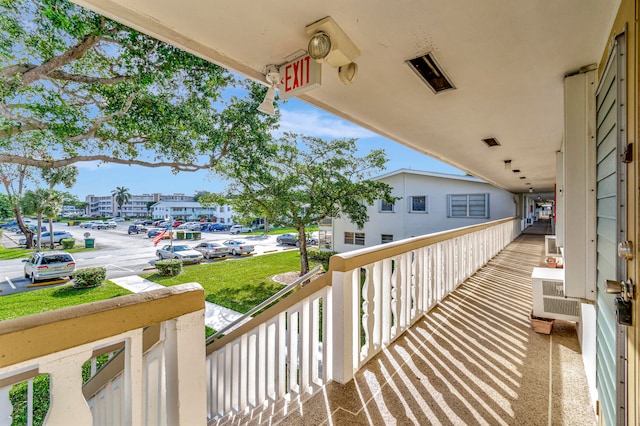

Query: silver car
[193,242,231,259]
[155,244,203,264]
[23,251,76,283]
[222,239,255,256]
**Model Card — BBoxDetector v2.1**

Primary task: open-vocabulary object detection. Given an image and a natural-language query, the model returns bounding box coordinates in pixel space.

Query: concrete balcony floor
[219,220,595,425]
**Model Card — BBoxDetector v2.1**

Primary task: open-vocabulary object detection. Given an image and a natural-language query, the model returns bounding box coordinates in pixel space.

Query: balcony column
[164,310,207,425]
[330,270,358,384]
[40,350,93,425]
[0,385,12,425]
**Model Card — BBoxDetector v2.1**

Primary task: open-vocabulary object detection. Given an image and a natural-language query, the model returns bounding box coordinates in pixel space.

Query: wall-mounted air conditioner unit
[544,235,562,257]
[531,267,581,322]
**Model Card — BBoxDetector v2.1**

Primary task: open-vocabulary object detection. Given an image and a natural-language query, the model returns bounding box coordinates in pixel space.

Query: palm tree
[21,189,57,251]
[41,166,78,247]
[111,186,131,217]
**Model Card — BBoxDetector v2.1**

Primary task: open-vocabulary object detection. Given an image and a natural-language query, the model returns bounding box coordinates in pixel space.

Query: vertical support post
[164,310,207,425]
[331,270,355,384]
[0,385,13,426]
[40,350,93,425]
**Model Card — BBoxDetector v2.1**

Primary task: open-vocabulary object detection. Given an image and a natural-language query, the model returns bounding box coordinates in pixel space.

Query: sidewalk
[110,275,248,332]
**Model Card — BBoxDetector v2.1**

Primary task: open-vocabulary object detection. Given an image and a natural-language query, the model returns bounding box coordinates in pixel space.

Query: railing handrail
[329,216,518,272]
[0,283,204,369]
[206,272,331,354]
[206,265,323,343]
[205,217,520,354]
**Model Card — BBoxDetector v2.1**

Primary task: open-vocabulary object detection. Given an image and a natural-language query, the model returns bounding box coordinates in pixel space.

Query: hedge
[155,259,183,276]
[60,238,75,249]
[73,267,106,288]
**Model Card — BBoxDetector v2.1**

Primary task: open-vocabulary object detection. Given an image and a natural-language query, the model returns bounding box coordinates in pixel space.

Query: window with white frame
[448,193,489,218]
[381,234,394,244]
[344,232,365,245]
[409,195,428,213]
[380,199,395,212]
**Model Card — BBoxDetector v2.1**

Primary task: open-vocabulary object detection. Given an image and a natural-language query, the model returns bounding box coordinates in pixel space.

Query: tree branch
[68,93,136,142]
[47,70,129,85]
[0,154,214,172]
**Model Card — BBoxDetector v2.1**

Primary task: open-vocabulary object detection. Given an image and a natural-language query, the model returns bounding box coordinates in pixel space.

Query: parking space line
[5,277,16,290]
[105,264,134,272]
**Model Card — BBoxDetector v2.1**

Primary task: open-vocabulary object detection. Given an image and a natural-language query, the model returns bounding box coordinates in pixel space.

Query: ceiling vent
[481,138,501,147]
[512,169,521,173]
[407,52,455,93]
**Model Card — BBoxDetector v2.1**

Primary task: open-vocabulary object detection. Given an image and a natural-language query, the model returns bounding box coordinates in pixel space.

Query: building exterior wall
[151,201,234,222]
[85,193,194,218]
[329,170,516,253]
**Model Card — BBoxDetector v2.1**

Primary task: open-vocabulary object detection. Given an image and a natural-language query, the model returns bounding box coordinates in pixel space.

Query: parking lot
[0,222,296,294]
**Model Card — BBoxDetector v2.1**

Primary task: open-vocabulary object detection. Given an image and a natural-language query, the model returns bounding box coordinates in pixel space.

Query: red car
[173,221,184,227]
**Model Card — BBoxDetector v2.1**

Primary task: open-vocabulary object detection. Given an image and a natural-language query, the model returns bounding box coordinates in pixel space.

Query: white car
[155,244,203,264]
[222,239,255,255]
[229,225,252,234]
[91,221,117,230]
[23,251,76,283]
[193,242,231,259]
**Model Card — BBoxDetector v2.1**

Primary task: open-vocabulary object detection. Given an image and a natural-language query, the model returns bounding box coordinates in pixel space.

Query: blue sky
[69,98,463,200]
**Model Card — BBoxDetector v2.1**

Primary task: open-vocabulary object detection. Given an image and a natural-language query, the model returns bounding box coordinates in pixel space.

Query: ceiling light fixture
[257,65,281,115]
[504,160,512,170]
[306,17,360,85]
[308,32,332,62]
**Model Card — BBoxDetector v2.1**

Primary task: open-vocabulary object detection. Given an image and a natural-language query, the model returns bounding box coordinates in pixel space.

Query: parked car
[276,233,300,247]
[208,223,229,232]
[308,231,319,245]
[23,250,76,283]
[128,224,148,234]
[198,222,212,231]
[0,221,17,229]
[176,221,201,230]
[15,224,47,234]
[158,221,172,228]
[91,221,116,230]
[229,225,252,234]
[107,217,125,222]
[222,239,255,255]
[79,221,96,228]
[18,231,73,246]
[193,242,231,259]
[155,244,203,264]
[147,228,171,239]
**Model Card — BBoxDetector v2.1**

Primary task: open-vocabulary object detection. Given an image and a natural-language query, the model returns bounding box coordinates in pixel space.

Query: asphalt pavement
[0,222,297,295]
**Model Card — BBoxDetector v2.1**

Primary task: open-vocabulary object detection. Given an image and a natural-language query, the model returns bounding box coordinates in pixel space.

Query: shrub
[73,267,106,288]
[306,249,337,271]
[60,238,75,249]
[156,259,183,276]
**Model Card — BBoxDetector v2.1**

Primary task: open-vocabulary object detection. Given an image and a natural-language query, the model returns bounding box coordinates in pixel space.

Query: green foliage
[144,250,320,314]
[72,267,106,288]
[111,186,131,216]
[60,237,75,249]
[307,249,336,271]
[9,374,50,426]
[217,133,395,274]
[155,259,183,276]
[0,0,278,173]
[0,193,12,217]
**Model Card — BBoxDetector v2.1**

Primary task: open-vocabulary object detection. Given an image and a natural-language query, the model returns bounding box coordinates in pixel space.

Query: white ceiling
[72,0,620,194]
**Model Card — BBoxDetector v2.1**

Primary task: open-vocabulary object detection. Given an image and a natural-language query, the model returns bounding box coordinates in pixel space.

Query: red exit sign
[279,54,322,100]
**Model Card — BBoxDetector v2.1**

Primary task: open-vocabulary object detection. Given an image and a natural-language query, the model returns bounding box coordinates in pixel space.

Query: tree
[21,188,63,251]
[0,161,35,247]
[0,193,12,218]
[0,0,278,171]
[41,166,78,247]
[111,186,131,217]
[217,133,396,275]
[146,201,155,217]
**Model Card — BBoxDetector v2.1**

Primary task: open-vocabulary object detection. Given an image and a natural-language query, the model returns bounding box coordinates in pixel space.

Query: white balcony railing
[205,217,520,420]
[0,218,520,424]
[0,283,206,426]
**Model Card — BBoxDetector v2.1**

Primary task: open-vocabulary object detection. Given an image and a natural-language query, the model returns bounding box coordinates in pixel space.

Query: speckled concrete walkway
[214,229,596,426]
[110,275,247,332]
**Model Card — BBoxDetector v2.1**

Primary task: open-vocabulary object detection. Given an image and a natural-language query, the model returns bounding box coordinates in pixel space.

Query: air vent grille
[482,138,501,147]
[543,297,580,317]
[407,52,455,93]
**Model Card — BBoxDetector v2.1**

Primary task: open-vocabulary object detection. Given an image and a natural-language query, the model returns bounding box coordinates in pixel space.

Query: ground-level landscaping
[142,250,320,314]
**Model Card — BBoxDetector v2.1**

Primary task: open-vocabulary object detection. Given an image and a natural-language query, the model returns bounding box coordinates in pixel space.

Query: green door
[595,32,627,426]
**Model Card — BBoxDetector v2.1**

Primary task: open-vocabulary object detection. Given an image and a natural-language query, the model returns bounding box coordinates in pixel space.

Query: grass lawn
[265,225,318,235]
[142,251,319,314]
[0,244,94,260]
[0,281,131,321]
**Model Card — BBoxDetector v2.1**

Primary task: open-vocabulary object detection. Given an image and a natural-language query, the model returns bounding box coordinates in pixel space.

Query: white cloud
[278,109,376,139]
